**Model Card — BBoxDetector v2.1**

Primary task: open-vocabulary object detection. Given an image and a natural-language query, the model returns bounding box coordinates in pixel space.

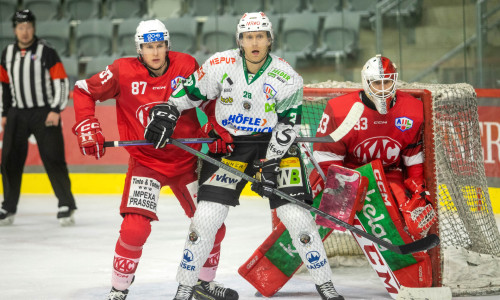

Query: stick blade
[329,101,365,142]
[397,234,440,255]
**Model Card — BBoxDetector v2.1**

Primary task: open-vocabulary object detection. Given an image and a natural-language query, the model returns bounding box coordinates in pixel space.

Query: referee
[0,9,77,226]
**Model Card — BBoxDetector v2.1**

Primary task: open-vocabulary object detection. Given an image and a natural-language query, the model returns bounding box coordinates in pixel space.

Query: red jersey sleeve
[73,61,120,122]
[313,97,349,175]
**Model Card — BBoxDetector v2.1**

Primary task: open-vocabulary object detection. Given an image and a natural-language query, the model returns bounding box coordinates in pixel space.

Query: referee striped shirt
[0,37,69,116]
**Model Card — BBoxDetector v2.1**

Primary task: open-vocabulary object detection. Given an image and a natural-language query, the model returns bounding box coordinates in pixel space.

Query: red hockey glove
[399,178,437,239]
[201,121,234,154]
[308,168,325,199]
[72,117,105,159]
[251,158,280,198]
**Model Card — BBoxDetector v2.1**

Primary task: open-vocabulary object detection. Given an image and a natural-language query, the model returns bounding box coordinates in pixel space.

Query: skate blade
[59,217,75,227]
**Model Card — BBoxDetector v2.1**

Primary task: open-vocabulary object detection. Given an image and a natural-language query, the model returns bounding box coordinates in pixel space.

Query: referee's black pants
[1,107,76,214]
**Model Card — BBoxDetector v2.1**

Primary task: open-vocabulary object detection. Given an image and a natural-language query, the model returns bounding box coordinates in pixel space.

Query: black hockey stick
[103,101,366,148]
[104,136,338,147]
[168,138,440,255]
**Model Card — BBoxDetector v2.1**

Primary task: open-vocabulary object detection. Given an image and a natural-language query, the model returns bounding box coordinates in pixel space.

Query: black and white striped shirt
[0,37,69,116]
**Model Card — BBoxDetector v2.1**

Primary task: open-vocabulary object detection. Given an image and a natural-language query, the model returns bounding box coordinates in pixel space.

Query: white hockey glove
[144,103,180,148]
[251,158,280,198]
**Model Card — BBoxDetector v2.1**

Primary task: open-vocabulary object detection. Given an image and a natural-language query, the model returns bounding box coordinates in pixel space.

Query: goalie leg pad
[176,201,229,286]
[277,203,332,285]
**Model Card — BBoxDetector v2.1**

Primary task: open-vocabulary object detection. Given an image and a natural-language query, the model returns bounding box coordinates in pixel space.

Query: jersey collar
[242,55,272,85]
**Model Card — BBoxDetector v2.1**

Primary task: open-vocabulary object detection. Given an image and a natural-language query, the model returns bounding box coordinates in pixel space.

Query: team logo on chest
[171,76,185,90]
[395,117,413,132]
[353,137,402,165]
[263,83,277,101]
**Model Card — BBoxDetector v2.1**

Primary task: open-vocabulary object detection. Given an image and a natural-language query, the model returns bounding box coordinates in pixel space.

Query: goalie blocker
[239,161,433,299]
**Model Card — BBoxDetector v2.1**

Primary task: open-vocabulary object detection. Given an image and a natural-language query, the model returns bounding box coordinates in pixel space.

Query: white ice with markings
[0,195,499,300]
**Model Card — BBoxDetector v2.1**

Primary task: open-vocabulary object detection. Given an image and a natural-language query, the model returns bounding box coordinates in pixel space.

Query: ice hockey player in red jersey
[72,19,235,300]
[311,54,437,240]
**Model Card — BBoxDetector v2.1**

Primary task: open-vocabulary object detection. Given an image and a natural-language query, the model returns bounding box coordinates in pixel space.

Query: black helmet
[12,9,36,28]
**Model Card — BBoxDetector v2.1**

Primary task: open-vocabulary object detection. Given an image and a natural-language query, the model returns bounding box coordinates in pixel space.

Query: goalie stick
[168,138,440,255]
[103,101,366,148]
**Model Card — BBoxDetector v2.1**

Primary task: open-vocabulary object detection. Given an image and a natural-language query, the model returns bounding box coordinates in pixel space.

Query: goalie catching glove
[251,158,280,198]
[397,178,438,239]
[72,117,105,159]
[144,103,179,148]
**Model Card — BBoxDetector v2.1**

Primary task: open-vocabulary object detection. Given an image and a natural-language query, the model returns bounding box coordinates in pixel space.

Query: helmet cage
[361,55,398,114]
[135,19,170,55]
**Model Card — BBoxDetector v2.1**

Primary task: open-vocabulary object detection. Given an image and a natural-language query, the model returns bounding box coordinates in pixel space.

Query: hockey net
[300,81,500,296]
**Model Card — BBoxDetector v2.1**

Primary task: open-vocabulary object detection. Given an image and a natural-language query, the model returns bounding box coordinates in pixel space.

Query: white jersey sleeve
[265,55,303,159]
[168,52,224,112]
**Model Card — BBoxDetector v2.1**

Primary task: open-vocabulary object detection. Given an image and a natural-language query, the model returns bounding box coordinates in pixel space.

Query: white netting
[301,81,500,296]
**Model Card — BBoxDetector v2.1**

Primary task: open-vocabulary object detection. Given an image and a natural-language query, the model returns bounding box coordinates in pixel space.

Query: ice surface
[0,195,498,300]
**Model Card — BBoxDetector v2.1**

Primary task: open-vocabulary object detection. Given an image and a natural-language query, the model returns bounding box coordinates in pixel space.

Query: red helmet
[361,55,398,114]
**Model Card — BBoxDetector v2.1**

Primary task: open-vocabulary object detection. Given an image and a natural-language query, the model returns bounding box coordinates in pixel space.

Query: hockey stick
[168,138,440,255]
[103,102,366,148]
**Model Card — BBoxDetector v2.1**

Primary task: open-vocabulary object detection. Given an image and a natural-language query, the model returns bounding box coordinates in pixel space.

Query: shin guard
[277,204,332,285]
[111,213,151,291]
[176,201,229,286]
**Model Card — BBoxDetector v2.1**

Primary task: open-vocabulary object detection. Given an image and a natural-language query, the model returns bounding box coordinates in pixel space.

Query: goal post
[301,82,500,296]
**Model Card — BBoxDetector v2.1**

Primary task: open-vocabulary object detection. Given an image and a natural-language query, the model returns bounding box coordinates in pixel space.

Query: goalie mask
[135,19,170,55]
[236,12,273,54]
[361,55,398,114]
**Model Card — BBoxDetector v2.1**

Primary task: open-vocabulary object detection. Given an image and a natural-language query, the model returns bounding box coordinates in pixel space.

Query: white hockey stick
[103,102,365,148]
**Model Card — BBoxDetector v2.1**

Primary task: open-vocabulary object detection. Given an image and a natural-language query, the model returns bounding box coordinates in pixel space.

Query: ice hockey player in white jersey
[144,12,344,300]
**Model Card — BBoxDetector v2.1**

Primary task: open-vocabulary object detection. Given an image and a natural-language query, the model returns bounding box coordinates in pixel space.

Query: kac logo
[395,117,413,132]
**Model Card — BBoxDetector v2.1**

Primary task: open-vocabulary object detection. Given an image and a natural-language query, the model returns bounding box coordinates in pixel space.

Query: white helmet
[361,55,398,114]
[235,12,273,46]
[134,19,170,54]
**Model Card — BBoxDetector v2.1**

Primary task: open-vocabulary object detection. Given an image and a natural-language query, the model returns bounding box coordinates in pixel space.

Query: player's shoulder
[266,53,302,85]
[325,91,362,114]
[328,90,362,105]
[396,90,421,102]
[169,51,197,64]
[106,57,136,71]
[203,49,240,66]
[395,90,423,109]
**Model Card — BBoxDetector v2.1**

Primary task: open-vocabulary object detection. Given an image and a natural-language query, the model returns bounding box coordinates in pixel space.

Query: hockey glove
[201,121,234,154]
[144,103,180,149]
[399,178,438,239]
[251,158,280,198]
[72,117,105,159]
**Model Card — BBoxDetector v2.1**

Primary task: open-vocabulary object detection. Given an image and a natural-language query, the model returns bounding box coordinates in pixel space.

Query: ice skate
[0,208,15,226]
[193,280,239,300]
[174,284,194,300]
[106,287,128,300]
[316,281,344,300]
[57,206,75,226]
